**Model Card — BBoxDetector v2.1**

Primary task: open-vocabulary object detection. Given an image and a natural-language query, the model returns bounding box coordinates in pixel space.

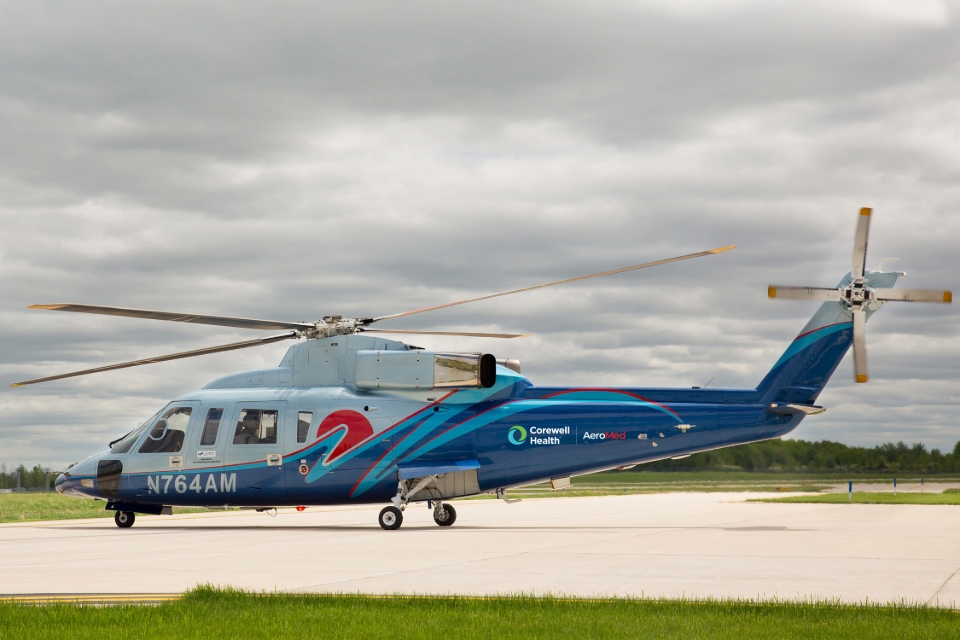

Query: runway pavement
[2,492,959,605]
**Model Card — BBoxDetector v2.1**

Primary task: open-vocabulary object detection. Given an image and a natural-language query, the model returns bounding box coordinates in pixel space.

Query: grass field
[753,492,960,505]
[2,587,958,640]
[0,493,203,523]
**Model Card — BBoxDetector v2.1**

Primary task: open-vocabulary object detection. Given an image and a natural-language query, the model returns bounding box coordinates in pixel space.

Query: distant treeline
[0,464,55,490]
[646,439,960,474]
[4,439,960,487]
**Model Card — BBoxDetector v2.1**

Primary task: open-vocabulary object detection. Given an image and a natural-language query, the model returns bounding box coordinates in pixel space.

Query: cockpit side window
[199,408,224,447]
[233,409,278,445]
[297,412,312,444]
[138,407,193,454]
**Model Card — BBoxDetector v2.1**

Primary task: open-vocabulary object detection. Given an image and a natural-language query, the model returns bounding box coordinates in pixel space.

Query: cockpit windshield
[138,407,193,454]
[109,420,151,454]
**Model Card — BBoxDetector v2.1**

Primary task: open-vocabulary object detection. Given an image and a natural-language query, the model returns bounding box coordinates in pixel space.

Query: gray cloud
[2,0,959,467]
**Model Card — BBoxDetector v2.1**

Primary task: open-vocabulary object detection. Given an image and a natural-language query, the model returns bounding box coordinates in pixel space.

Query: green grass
[0,493,203,523]
[752,492,960,505]
[2,587,958,640]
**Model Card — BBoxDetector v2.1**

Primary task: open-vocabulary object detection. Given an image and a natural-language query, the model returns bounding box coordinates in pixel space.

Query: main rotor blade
[852,308,868,383]
[364,329,530,338]
[768,286,842,302]
[9,332,299,387]
[874,288,953,303]
[852,207,872,279]
[372,245,736,323]
[28,304,314,332]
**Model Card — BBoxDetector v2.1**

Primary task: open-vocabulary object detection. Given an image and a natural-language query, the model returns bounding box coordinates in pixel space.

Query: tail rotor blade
[852,207,872,279]
[9,332,299,387]
[874,289,953,303]
[852,309,868,383]
[768,286,842,302]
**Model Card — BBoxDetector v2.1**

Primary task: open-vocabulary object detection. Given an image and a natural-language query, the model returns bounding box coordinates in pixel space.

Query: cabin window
[138,407,193,454]
[297,412,312,443]
[233,409,278,445]
[199,408,224,446]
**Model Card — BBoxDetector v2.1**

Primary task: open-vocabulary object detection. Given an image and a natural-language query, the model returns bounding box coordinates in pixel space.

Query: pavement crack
[926,565,960,606]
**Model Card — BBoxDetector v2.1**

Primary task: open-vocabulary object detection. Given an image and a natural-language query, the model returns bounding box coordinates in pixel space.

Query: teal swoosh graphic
[348,404,473,495]
[772,322,851,371]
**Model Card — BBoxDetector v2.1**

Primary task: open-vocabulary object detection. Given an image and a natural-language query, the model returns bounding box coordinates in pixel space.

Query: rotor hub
[301,317,370,340]
[841,280,874,310]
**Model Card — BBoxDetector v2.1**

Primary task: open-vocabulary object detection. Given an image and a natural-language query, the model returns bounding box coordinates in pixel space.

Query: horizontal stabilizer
[766,403,826,416]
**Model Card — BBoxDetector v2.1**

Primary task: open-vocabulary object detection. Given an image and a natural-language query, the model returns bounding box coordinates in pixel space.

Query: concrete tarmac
[2,492,959,605]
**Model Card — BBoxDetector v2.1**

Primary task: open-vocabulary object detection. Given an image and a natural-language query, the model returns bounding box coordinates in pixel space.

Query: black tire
[434,503,457,527]
[378,506,403,530]
[114,511,135,528]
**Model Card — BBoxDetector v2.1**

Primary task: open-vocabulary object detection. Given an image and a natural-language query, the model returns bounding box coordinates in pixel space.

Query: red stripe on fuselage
[540,388,682,421]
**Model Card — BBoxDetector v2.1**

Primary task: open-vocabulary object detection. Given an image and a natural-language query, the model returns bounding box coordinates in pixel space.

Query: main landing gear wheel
[378,506,403,530]
[114,511,135,528]
[434,503,456,527]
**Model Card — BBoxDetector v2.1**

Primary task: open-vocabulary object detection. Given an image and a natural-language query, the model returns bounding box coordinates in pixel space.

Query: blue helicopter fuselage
[56,272,899,511]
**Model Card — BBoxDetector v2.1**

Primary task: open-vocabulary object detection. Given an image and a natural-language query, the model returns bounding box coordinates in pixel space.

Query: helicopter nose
[55,473,68,494]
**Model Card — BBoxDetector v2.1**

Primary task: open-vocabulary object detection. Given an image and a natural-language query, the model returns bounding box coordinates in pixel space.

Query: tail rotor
[768,207,951,383]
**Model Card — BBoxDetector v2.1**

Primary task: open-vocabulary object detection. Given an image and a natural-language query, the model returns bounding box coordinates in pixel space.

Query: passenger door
[182,404,231,504]
[283,402,326,501]
[224,402,287,504]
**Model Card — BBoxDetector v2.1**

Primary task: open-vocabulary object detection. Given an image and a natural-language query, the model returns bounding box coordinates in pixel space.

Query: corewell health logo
[508,425,571,446]
[507,426,527,445]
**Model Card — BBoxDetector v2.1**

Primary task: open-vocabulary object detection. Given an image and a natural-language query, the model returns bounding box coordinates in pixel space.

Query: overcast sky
[2,1,959,469]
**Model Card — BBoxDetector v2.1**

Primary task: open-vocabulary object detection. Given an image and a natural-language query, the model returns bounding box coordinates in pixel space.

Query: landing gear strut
[378,506,403,530]
[380,476,461,530]
[114,511,135,528]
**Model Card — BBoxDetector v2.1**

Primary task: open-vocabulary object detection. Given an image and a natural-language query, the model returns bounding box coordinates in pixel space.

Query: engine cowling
[355,351,497,390]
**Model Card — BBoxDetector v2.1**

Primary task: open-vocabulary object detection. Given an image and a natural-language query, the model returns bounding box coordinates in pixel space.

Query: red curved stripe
[317,410,374,461]
[540,388,681,421]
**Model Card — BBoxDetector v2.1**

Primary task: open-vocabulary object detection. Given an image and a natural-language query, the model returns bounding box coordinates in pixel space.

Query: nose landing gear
[114,511,135,528]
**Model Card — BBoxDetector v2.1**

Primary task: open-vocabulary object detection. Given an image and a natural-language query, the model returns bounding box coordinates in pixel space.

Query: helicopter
[13,208,952,530]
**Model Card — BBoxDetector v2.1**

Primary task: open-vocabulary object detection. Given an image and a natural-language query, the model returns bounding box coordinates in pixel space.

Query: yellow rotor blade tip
[855,374,869,383]
[944,291,953,303]
[708,245,736,254]
[768,286,777,298]
[859,207,872,216]
[28,304,66,310]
